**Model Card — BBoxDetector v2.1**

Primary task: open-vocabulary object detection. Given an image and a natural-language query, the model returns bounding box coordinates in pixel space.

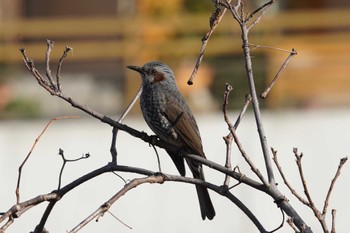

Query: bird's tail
[188,159,215,220]
[195,183,215,220]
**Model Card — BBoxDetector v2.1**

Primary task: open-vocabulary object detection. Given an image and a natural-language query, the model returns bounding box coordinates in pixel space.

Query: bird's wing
[163,97,206,158]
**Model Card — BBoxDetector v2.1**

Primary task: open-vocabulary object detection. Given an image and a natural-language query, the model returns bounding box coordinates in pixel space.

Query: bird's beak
[127,65,143,74]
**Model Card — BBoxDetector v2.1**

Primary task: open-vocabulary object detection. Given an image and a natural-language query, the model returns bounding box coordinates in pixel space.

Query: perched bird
[127,61,215,220]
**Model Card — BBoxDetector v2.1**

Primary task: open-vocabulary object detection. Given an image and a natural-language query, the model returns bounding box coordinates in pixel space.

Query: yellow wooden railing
[1,8,349,108]
[0,9,349,63]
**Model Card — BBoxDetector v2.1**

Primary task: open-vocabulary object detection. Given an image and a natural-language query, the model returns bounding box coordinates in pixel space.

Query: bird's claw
[153,172,170,180]
[148,135,159,146]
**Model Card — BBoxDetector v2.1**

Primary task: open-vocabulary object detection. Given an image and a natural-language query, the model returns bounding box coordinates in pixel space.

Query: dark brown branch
[57,149,90,189]
[184,153,264,191]
[71,172,268,233]
[4,160,267,233]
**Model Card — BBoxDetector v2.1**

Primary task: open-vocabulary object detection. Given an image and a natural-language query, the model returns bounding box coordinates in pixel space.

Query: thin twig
[221,83,267,185]
[222,83,234,186]
[293,149,316,208]
[45,39,56,88]
[117,86,142,123]
[187,0,231,85]
[222,84,267,185]
[57,149,90,189]
[286,218,299,232]
[331,209,336,233]
[223,0,243,25]
[69,175,165,232]
[223,134,233,187]
[56,46,72,91]
[0,216,13,232]
[110,127,118,164]
[233,94,252,129]
[107,210,132,230]
[249,43,295,53]
[293,148,328,232]
[271,148,309,206]
[151,144,162,173]
[261,48,297,98]
[110,86,143,163]
[70,171,267,233]
[246,0,274,21]
[15,116,80,203]
[270,208,285,233]
[246,0,275,31]
[322,157,348,216]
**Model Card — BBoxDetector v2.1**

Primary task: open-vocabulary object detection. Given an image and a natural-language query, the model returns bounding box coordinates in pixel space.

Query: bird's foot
[153,171,171,181]
[148,135,159,146]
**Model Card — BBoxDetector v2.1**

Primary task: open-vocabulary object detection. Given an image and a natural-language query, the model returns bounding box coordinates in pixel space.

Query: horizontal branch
[2,161,268,233]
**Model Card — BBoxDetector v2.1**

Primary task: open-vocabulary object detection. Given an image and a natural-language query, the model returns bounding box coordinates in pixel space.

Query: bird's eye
[150,68,156,74]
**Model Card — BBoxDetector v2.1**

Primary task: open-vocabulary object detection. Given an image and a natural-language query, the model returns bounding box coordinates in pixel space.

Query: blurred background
[0,0,349,118]
[1,1,350,233]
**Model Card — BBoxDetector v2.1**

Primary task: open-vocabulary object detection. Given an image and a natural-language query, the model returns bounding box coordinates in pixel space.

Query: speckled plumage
[127,61,215,220]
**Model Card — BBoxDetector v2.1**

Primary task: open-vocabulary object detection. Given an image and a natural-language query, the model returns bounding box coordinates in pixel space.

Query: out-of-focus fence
[1,8,350,108]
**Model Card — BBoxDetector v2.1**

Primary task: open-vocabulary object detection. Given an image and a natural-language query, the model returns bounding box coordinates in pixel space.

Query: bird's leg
[148,136,162,173]
[148,134,160,146]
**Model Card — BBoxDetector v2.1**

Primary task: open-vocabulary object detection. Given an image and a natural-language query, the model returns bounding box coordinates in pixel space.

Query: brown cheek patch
[153,71,165,83]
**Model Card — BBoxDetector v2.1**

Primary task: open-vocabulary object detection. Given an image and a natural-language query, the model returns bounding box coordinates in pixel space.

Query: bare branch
[19,46,180,156]
[110,86,143,163]
[271,148,309,206]
[57,149,90,189]
[270,208,285,233]
[331,209,336,233]
[246,0,275,31]
[322,157,348,216]
[187,0,231,85]
[45,39,56,88]
[222,83,234,186]
[222,0,243,24]
[261,48,297,98]
[241,22,275,184]
[286,218,299,232]
[15,116,80,203]
[71,172,267,233]
[293,148,316,208]
[293,148,330,232]
[56,46,72,91]
[107,210,132,230]
[233,94,252,129]
[223,134,233,187]
[69,175,166,232]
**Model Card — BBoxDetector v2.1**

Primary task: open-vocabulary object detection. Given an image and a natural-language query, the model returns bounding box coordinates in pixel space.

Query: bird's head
[127,61,177,87]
